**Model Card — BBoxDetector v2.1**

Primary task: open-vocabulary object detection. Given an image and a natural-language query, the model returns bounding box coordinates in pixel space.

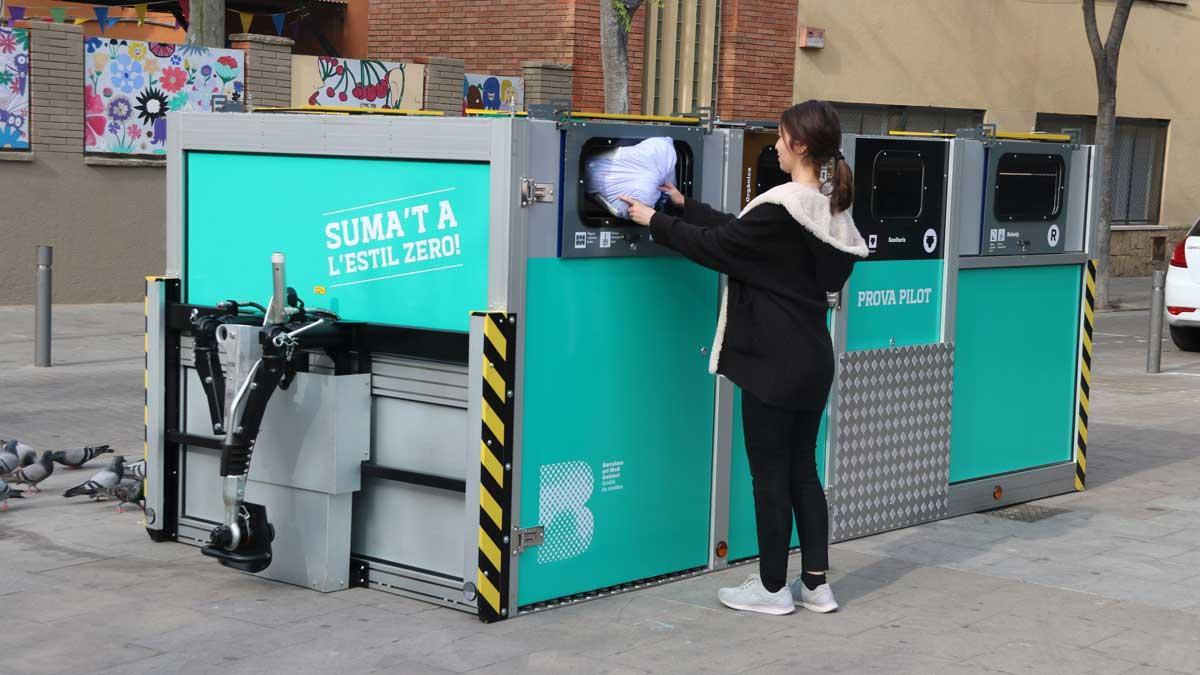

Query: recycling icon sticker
[923,228,938,254]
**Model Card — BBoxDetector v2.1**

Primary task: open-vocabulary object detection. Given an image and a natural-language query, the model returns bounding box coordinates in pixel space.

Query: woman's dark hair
[779,100,853,215]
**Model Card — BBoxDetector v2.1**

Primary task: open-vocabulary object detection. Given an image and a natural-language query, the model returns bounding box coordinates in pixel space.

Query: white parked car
[1166,219,1200,351]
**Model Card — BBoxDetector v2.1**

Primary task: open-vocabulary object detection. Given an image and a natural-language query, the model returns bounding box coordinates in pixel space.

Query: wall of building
[365,0,643,113]
[0,154,166,305]
[791,0,1200,235]
[718,0,798,121]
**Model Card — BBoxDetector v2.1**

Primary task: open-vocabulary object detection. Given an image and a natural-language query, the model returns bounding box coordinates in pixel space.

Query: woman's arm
[646,209,771,278]
[681,197,737,229]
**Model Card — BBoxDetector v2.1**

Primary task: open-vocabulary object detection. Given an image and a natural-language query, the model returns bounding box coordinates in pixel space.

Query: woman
[620,101,868,616]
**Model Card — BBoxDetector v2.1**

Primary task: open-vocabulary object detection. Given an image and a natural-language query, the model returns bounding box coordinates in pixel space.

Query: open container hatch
[560,122,708,258]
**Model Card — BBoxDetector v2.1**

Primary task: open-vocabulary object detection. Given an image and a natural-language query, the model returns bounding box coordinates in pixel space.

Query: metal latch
[826,291,841,309]
[520,178,555,207]
[512,525,544,555]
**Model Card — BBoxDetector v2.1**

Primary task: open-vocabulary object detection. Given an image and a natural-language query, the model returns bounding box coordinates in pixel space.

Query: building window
[831,103,984,136]
[1036,113,1168,225]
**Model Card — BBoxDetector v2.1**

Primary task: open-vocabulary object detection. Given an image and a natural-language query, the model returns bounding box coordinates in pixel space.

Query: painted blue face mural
[483,77,501,110]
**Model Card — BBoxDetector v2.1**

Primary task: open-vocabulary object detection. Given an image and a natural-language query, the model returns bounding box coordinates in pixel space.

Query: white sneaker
[717,574,795,615]
[790,576,839,613]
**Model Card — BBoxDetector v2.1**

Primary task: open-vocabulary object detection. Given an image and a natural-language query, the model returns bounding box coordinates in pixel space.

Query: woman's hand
[618,196,656,227]
[660,183,685,207]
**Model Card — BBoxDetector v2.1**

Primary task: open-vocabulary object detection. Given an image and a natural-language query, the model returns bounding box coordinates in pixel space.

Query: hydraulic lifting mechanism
[189,253,350,573]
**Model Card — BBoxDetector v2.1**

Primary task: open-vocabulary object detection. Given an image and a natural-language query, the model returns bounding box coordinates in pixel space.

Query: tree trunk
[1083,0,1135,310]
[187,0,224,48]
[600,0,631,114]
[1094,91,1117,311]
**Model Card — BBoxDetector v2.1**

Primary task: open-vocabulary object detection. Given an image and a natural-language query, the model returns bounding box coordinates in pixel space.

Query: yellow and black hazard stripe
[1075,260,1096,491]
[473,312,516,622]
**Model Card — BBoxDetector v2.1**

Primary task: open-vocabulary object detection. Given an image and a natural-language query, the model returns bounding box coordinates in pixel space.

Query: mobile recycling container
[142,108,1098,622]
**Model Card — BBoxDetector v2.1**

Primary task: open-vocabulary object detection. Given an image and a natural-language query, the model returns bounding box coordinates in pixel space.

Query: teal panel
[518,258,717,606]
[727,312,830,563]
[186,152,490,332]
[845,259,944,351]
[950,265,1082,482]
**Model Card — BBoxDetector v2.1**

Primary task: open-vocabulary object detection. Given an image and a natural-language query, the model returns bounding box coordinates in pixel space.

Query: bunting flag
[271,12,284,36]
[93,6,108,31]
[108,17,119,29]
[73,17,87,25]
[6,5,22,22]
[49,6,65,22]
[238,10,251,33]
[178,0,188,22]
[135,3,146,25]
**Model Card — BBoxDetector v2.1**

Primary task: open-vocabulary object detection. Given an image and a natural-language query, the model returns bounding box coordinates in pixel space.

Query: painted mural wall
[0,28,30,150]
[463,74,523,112]
[291,56,425,109]
[84,38,244,155]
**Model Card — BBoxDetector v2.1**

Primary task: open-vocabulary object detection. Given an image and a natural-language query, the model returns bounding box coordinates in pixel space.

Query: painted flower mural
[0,28,30,150]
[84,38,243,155]
[84,84,106,148]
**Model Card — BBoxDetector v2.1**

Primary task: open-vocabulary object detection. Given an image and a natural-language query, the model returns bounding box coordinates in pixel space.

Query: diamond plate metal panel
[830,343,954,541]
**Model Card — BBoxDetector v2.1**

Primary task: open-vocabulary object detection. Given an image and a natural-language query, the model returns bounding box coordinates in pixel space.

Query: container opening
[994,153,1064,222]
[755,145,790,197]
[577,137,696,228]
[871,150,926,221]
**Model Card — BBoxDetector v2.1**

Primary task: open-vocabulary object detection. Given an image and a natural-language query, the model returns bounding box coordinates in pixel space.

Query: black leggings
[741,390,829,593]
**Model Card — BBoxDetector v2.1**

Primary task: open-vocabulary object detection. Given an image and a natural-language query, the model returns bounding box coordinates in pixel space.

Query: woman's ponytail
[831,156,853,215]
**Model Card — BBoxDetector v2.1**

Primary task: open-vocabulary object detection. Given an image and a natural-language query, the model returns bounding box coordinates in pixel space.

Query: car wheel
[1169,325,1200,352]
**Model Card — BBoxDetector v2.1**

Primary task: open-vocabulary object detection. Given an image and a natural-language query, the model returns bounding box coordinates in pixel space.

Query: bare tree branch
[1082,0,1106,71]
[1104,0,1136,79]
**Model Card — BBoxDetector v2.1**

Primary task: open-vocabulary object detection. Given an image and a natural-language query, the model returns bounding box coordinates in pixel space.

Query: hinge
[520,178,555,207]
[512,525,544,555]
[826,291,841,309]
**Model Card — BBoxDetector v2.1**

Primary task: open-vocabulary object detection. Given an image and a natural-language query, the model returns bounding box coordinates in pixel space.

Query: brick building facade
[366,0,645,114]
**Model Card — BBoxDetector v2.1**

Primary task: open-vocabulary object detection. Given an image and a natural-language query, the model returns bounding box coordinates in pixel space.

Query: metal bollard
[34,245,52,367]
[1147,270,1166,374]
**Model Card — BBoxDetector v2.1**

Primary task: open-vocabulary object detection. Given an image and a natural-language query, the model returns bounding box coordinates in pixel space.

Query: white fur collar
[739,183,870,258]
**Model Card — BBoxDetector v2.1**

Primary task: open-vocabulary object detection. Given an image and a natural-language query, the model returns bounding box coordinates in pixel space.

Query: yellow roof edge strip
[994,131,1073,142]
[465,109,701,124]
[570,111,701,124]
[252,106,444,116]
[466,108,529,117]
[888,130,1073,143]
[888,131,955,138]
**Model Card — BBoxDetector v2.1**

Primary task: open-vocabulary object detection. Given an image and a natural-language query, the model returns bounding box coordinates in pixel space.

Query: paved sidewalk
[1,302,1198,674]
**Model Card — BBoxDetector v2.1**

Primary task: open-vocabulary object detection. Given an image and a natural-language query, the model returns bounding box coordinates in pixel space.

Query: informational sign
[845,259,945,351]
[851,138,948,262]
[186,152,491,332]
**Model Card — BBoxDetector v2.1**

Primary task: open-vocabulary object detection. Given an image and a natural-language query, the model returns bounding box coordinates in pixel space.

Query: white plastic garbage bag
[584,137,678,219]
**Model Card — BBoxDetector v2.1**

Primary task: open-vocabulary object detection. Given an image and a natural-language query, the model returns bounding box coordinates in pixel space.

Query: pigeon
[10,451,55,493]
[0,441,19,476]
[0,439,37,467]
[0,478,24,510]
[52,444,112,470]
[63,456,125,499]
[124,460,147,481]
[107,478,145,513]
